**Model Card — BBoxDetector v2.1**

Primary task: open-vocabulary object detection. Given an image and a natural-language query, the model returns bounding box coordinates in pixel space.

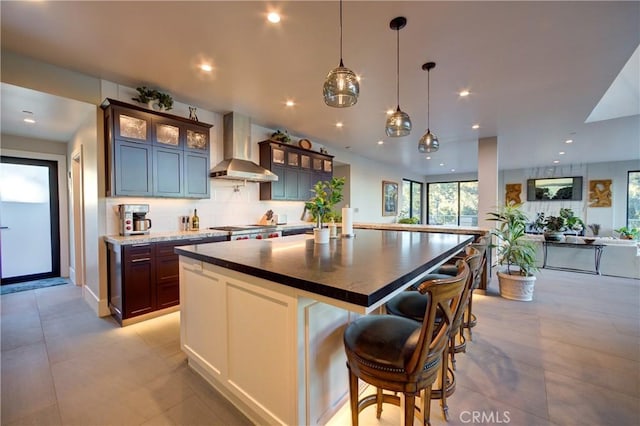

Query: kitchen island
[176,229,473,425]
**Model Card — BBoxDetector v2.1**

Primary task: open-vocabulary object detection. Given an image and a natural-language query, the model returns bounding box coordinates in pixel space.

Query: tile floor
[1,269,639,426]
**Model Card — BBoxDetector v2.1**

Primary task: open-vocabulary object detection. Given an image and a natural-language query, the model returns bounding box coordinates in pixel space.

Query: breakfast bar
[175,229,473,425]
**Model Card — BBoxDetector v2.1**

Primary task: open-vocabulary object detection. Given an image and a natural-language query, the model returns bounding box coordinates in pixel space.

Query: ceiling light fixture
[323,0,359,108]
[377,140,384,145]
[23,118,36,124]
[385,17,411,137]
[559,151,565,155]
[565,139,573,144]
[199,64,213,72]
[285,100,295,107]
[267,12,280,23]
[472,124,480,129]
[425,156,431,160]
[459,90,470,97]
[553,160,560,164]
[336,122,343,128]
[418,62,439,153]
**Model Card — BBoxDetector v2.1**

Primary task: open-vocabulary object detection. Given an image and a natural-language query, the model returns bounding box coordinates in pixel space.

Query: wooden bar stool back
[343,261,469,426]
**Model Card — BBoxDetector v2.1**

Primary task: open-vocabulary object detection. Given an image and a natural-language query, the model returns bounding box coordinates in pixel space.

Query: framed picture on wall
[382,181,398,216]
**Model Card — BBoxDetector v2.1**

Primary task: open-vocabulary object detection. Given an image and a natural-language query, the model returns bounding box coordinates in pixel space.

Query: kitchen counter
[177,229,474,425]
[175,229,474,308]
[354,221,489,236]
[103,222,313,245]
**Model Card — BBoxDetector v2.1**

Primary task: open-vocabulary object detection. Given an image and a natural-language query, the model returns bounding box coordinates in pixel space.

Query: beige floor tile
[1,290,39,316]
[4,403,62,426]
[0,342,57,423]
[545,370,640,426]
[1,310,44,352]
[162,394,224,426]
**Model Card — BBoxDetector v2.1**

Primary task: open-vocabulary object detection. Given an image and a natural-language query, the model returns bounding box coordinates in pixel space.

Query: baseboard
[82,284,110,317]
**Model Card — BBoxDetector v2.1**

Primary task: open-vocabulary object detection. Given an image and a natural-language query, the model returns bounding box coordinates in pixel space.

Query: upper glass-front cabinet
[185,127,209,151]
[117,110,150,142]
[155,122,180,147]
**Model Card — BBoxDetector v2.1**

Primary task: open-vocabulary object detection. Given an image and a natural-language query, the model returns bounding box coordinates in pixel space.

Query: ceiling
[1,1,639,176]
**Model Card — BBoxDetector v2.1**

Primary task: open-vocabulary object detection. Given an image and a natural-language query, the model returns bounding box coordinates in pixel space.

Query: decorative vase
[497,271,536,301]
[544,231,564,242]
[313,228,330,244]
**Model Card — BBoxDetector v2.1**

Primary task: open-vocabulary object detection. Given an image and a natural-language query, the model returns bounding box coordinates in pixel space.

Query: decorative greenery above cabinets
[101,99,213,199]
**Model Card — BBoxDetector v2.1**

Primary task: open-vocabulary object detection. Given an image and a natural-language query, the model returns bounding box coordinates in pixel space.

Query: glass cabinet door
[273,148,285,165]
[288,152,299,167]
[301,155,311,169]
[155,122,180,147]
[313,158,323,171]
[118,114,148,141]
[323,160,332,173]
[186,128,209,151]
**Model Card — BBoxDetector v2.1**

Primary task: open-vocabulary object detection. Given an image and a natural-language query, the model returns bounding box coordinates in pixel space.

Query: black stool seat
[344,315,424,372]
[436,264,458,276]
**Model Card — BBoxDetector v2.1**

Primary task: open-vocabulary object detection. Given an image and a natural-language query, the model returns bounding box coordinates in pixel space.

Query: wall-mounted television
[526,177,583,201]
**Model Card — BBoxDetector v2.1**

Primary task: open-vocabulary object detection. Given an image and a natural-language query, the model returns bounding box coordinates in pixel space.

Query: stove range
[207,225,281,240]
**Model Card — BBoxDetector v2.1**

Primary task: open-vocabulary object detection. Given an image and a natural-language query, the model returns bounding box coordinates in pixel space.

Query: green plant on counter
[487,203,538,277]
[615,226,639,240]
[305,177,345,228]
[398,217,419,224]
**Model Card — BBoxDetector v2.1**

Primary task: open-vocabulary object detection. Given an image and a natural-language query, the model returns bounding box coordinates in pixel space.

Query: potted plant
[615,226,639,240]
[541,213,567,241]
[156,92,173,111]
[305,177,345,244]
[132,86,158,108]
[588,223,601,237]
[270,129,291,144]
[487,203,538,301]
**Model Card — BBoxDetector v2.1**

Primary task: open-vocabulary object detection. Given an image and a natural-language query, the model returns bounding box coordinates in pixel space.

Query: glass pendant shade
[323,60,359,107]
[385,107,412,137]
[418,129,439,153]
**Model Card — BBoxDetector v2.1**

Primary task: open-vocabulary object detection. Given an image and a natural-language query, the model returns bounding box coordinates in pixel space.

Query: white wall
[500,160,639,236]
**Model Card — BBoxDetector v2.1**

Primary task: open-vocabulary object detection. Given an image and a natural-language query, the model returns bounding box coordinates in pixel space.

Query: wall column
[478,137,499,229]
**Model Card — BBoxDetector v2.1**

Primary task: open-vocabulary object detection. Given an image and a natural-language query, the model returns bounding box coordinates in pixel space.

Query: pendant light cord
[339,0,344,65]
[396,27,400,110]
[427,69,430,129]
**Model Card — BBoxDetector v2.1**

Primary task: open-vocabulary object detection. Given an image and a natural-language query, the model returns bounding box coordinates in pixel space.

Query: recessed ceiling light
[553,160,560,164]
[267,12,280,23]
[425,156,431,160]
[565,139,573,144]
[285,100,295,107]
[450,168,455,172]
[559,151,565,155]
[336,122,343,128]
[377,140,384,145]
[439,162,445,166]
[199,64,213,72]
[23,118,36,124]
[472,124,480,129]
[459,90,470,97]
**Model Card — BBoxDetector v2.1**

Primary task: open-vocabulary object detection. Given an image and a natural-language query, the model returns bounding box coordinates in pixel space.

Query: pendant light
[418,61,439,153]
[323,0,359,108]
[385,16,411,137]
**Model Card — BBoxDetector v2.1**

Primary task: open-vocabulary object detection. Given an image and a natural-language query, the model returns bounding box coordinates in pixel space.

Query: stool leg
[449,335,457,371]
[403,394,416,426]
[423,385,433,426]
[376,387,383,419]
[467,294,474,341]
[348,369,359,426]
[440,351,450,421]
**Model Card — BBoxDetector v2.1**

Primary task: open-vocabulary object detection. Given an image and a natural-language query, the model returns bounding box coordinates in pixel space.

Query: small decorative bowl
[583,238,596,245]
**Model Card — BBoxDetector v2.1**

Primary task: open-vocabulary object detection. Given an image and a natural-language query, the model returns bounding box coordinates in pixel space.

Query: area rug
[1,277,71,295]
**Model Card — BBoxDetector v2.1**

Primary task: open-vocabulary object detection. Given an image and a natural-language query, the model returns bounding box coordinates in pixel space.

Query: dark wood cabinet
[259,140,334,201]
[107,236,227,325]
[102,98,212,199]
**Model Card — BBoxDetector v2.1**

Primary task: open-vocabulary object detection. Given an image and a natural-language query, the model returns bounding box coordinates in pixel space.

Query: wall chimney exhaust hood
[210,112,278,182]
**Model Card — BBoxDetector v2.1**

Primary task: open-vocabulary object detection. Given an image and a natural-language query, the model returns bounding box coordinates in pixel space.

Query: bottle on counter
[191,209,199,231]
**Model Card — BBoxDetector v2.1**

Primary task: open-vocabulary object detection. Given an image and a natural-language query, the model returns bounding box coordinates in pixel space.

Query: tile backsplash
[105,181,306,235]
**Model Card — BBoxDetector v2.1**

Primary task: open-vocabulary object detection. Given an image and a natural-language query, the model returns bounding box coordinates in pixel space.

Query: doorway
[0,156,60,284]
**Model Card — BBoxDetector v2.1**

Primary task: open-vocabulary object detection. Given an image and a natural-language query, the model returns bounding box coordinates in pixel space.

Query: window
[628,171,640,228]
[400,179,423,222]
[427,180,478,226]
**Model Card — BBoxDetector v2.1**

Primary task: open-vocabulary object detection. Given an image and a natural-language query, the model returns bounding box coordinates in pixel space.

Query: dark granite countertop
[175,229,474,307]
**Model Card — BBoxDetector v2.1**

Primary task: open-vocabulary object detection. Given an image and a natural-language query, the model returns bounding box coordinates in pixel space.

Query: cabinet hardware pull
[132,243,150,248]
[131,257,151,262]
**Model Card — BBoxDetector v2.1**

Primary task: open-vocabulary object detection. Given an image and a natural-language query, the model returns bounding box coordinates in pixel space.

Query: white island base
[179,257,369,426]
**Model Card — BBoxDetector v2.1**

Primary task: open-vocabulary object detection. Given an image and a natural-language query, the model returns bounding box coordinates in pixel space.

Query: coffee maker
[118,204,152,236]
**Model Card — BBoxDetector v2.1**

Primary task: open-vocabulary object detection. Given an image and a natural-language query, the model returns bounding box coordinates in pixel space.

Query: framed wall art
[505,183,522,205]
[382,181,398,216]
[588,179,612,207]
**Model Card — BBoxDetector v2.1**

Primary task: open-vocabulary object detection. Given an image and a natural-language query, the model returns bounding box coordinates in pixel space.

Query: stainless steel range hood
[209,112,278,182]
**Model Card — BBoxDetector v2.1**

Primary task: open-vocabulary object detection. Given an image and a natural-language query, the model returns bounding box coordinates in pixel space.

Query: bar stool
[343,262,468,426]
[384,248,481,420]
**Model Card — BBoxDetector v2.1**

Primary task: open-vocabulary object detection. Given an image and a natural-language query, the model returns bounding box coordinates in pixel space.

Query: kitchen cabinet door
[269,165,286,200]
[298,170,312,201]
[184,152,210,198]
[114,140,153,196]
[284,168,300,200]
[114,107,152,143]
[122,244,155,318]
[153,147,183,197]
